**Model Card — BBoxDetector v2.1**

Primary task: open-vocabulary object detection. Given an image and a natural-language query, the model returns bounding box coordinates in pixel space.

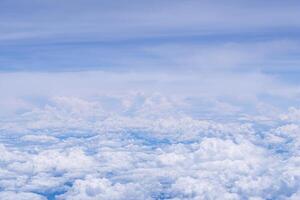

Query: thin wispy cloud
[1,0,300,73]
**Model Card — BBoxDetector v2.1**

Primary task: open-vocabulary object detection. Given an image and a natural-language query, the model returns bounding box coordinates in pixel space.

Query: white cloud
[21,135,59,143]
[57,177,150,200]
[280,107,300,122]
[1,1,300,199]
[0,91,300,199]
[0,191,46,200]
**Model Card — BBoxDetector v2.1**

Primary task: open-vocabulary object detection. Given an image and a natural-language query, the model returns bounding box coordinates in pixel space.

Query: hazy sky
[1,0,300,118]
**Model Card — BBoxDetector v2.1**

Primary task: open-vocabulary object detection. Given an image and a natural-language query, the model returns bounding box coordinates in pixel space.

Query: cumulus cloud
[57,177,150,200]
[280,107,300,122]
[0,191,46,200]
[0,93,300,199]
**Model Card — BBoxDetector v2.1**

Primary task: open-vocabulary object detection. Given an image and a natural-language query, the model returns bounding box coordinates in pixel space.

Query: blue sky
[1,0,300,75]
[1,0,300,116]
[0,0,300,117]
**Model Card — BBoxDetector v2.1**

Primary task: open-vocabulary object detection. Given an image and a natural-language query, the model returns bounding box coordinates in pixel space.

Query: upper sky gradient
[1,0,300,75]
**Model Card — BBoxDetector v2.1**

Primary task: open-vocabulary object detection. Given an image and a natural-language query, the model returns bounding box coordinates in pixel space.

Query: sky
[1,0,300,73]
[1,0,300,115]
[1,1,300,200]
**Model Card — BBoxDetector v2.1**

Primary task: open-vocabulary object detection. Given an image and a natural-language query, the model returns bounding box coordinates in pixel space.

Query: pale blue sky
[1,0,300,117]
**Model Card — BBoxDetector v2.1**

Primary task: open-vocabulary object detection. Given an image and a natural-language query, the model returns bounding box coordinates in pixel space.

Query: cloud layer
[1,93,300,199]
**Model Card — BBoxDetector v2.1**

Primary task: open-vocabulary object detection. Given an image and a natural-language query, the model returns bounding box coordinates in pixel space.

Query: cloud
[1,0,300,42]
[1,1,300,199]
[1,1,300,75]
[280,107,300,122]
[56,177,150,200]
[20,135,59,144]
[0,70,299,120]
[0,191,46,200]
[1,94,300,199]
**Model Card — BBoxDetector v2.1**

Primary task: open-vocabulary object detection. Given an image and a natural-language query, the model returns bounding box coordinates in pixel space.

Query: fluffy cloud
[0,191,46,200]
[0,95,300,199]
[57,177,150,200]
